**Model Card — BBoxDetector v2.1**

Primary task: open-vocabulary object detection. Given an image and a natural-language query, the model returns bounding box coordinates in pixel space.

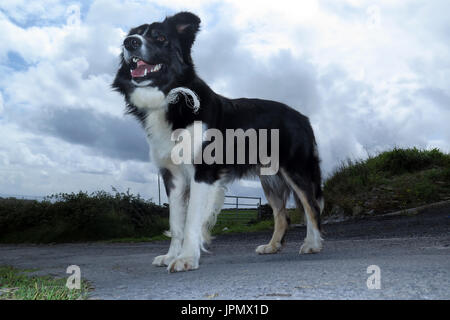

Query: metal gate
[217,195,262,225]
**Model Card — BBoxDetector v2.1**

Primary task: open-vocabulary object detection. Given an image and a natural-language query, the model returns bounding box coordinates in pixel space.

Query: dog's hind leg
[280,168,323,254]
[256,174,290,254]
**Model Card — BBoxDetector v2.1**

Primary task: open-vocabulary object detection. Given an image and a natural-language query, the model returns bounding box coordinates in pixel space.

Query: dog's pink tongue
[131,60,151,78]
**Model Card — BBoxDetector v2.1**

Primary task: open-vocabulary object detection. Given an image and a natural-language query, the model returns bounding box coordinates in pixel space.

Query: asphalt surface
[1,204,449,300]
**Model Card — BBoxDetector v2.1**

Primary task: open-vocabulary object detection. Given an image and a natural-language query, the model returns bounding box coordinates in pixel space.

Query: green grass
[212,219,274,235]
[107,210,277,242]
[323,147,450,217]
[0,266,91,300]
[216,209,259,225]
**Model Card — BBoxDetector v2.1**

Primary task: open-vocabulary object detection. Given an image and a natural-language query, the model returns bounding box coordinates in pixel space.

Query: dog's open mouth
[130,57,163,79]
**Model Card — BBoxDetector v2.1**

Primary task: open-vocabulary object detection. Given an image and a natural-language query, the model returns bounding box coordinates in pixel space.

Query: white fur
[318,196,325,214]
[201,181,226,247]
[168,179,225,272]
[165,135,225,272]
[145,110,176,167]
[153,166,188,267]
[132,79,153,87]
[129,86,166,111]
[300,218,323,254]
[129,86,176,168]
[123,34,148,63]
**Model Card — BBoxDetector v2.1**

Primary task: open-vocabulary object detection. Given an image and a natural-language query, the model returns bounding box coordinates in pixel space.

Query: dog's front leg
[153,170,187,267]
[168,180,215,272]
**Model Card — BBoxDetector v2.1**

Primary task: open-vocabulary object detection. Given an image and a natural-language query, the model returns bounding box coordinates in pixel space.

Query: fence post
[235,197,239,218]
[258,197,262,220]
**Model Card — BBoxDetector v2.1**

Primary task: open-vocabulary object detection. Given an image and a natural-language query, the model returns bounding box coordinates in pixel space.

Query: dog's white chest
[144,109,176,166]
[129,86,166,110]
[129,86,204,168]
[129,86,174,166]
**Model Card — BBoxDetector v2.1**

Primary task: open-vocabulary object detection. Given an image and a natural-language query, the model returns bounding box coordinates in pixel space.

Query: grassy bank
[323,147,450,217]
[0,266,91,300]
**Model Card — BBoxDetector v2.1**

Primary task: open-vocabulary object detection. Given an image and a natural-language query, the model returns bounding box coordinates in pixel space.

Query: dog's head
[113,12,200,96]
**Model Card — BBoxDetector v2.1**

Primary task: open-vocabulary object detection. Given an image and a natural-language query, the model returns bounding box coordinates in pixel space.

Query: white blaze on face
[123,34,147,62]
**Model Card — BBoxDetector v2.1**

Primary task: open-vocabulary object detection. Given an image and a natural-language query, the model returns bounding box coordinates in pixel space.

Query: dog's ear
[171,12,200,35]
[166,12,200,63]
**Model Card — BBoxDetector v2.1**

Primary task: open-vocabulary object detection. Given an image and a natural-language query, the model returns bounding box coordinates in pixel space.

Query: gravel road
[1,204,449,299]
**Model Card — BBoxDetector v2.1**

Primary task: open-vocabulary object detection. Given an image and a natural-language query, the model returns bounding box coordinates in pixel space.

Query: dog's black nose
[123,36,142,51]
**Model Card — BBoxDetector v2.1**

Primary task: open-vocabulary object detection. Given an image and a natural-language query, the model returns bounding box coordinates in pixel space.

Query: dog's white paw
[168,256,199,273]
[299,241,322,254]
[152,254,175,267]
[255,243,282,254]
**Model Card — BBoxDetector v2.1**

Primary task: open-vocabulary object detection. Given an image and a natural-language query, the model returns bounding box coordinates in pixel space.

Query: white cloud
[0,91,3,115]
[239,180,261,189]
[0,0,67,25]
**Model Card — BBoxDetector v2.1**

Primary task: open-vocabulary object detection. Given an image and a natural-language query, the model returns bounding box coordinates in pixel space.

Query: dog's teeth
[144,69,147,76]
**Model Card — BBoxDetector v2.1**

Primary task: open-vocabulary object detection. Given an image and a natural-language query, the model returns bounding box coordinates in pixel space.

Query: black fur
[160,168,174,196]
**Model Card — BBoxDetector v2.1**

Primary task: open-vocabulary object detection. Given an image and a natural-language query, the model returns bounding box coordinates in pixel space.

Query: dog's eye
[156,35,166,42]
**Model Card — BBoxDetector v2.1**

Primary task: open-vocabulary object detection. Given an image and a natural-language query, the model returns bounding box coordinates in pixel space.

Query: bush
[369,147,448,175]
[0,189,169,243]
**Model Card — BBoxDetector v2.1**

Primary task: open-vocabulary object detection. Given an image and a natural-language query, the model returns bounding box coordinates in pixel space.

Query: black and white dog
[113,12,323,272]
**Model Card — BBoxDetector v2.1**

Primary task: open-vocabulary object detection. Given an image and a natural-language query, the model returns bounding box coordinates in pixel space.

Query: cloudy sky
[0,0,449,205]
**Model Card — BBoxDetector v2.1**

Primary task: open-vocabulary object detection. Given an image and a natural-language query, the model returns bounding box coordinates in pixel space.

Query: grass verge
[0,266,91,300]
[212,220,274,235]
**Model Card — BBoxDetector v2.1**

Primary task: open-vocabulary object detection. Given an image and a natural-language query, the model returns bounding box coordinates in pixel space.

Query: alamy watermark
[366,5,381,29]
[366,265,381,289]
[66,265,81,290]
[66,4,81,27]
[170,121,280,175]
